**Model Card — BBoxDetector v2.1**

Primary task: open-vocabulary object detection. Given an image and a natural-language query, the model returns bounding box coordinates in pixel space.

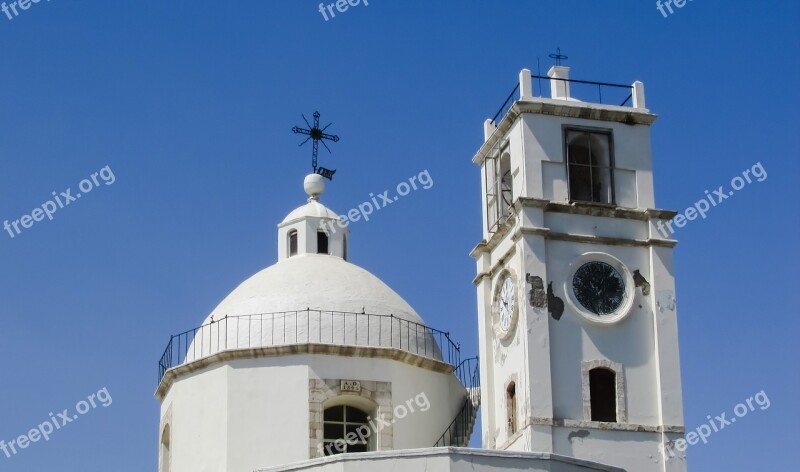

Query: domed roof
[202,254,424,325]
[185,254,441,363]
[280,200,339,224]
[182,175,442,364]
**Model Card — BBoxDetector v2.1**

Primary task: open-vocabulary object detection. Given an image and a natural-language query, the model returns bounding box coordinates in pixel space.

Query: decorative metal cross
[549,47,568,66]
[292,111,340,180]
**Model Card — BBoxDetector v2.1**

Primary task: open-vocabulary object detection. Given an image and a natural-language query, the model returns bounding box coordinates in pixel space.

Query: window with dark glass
[288,230,298,257]
[566,129,614,204]
[589,368,617,422]
[317,231,329,254]
[323,405,372,455]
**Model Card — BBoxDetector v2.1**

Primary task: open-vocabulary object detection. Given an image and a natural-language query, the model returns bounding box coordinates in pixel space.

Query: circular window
[572,262,626,315]
[564,253,635,325]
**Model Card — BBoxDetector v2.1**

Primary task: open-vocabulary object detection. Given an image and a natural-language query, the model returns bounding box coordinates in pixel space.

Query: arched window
[322,405,372,455]
[589,368,617,422]
[506,381,517,435]
[566,129,614,204]
[317,231,329,254]
[288,230,298,257]
[159,424,171,472]
[342,233,348,261]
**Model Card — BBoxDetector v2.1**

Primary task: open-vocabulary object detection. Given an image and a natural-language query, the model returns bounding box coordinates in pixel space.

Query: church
[154,64,688,472]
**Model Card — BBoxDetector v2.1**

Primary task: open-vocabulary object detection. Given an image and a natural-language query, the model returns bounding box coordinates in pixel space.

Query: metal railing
[532,74,634,107]
[157,309,462,385]
[491,83,520,126]
[434,357,481,447]
[491,75,635,126]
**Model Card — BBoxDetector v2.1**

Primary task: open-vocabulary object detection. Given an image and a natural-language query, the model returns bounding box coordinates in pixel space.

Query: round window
[572,261,626,315]
[564,253,635,325]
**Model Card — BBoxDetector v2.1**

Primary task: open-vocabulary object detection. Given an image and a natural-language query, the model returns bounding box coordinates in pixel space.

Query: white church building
[155,65,688,472]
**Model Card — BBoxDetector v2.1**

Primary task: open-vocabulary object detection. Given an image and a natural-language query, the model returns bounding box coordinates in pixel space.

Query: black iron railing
[532,74,634,107]
[491,83,520,126]
[434,356,481,447]
[491,75,635,126]
[157,309,462,385]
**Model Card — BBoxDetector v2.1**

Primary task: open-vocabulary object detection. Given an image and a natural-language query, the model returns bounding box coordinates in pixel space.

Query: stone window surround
[309,379,392,459]
[581,359,627,424]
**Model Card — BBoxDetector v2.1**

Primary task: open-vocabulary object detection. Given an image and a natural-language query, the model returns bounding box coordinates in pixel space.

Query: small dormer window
[317,231,329,254]
[288,230,298,257]
[566,129,614,204]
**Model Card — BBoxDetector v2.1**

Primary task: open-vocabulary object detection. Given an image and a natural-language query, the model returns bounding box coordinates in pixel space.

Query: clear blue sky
[0,1,797,470]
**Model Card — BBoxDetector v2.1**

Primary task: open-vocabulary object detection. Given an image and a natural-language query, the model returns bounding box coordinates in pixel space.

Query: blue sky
[0,1,797,470]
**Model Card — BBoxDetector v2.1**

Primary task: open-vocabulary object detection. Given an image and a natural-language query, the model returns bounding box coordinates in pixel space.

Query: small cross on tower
[549,47,568,66]
[292,111,340,180]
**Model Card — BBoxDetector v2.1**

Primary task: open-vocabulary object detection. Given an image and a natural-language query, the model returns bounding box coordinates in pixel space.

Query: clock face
[498,276,516,333]
[571,261,626,315]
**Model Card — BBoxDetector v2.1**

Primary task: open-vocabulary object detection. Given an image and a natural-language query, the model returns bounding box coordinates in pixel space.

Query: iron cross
[549,47,568,66]
[292,111,340,180]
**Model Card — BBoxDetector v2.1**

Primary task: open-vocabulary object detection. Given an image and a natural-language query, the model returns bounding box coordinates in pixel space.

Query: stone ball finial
[304,173,325,200]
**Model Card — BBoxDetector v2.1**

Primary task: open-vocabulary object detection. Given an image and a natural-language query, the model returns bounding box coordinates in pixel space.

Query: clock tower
[471,66,687,471]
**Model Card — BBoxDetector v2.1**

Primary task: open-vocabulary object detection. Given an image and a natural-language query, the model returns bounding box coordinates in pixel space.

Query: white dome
[281,200,339,224]
[184,254,442,362]
[204,254,423,323]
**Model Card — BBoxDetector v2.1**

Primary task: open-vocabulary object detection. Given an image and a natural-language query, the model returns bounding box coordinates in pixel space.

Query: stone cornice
[470,199,677,273]
[515,198,677,221]
[473,98,658,165]
[155,344,455,400]
[257,446,626,472]
[512,416,684,435]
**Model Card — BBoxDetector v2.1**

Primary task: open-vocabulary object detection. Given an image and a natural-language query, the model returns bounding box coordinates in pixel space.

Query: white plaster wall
[546,240,659,425]
[552,427,666,471]
[519,114,656,209]
[161,354,465,472]
[544,213,648,241]
[160,366,229,472]
[226,360,311,471]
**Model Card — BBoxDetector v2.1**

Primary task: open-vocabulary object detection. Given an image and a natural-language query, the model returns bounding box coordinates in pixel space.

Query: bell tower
[471,65,687,471]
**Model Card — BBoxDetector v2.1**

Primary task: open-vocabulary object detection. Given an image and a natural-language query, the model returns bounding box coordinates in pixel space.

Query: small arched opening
[589,367,617,422]
[159,424,171,472]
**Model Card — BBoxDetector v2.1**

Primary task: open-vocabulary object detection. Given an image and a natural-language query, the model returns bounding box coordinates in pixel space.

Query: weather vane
[549,47,568,66]
[292,111,340,180]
